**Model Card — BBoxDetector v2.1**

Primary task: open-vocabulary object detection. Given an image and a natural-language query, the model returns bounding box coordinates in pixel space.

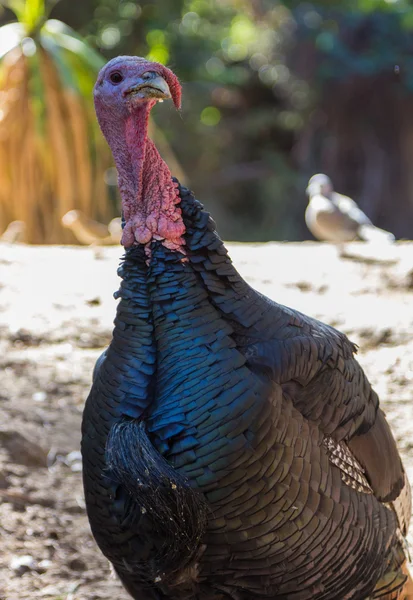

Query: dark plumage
[81,57,412,600]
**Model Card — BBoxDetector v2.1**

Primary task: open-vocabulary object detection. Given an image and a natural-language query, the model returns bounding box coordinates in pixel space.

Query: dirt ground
[0,240,412,600]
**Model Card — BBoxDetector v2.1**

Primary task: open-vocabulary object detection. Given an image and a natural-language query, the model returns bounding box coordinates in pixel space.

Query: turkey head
[94,57,184,251]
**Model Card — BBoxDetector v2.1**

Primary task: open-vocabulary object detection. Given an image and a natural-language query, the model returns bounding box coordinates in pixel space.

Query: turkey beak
[125,75,172,101]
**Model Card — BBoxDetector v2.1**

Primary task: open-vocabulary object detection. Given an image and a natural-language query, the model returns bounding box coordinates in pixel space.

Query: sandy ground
[0,240,412,599]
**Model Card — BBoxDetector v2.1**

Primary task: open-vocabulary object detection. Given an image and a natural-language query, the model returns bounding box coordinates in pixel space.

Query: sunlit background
[1,0,412,243]
[1,4,413,598]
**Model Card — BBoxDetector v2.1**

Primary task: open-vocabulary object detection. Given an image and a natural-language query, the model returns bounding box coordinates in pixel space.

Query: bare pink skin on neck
[118,102,185,252]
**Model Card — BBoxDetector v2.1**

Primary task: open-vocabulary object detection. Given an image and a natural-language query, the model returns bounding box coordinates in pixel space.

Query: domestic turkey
[305,174,395,243]
[81,57,412,600]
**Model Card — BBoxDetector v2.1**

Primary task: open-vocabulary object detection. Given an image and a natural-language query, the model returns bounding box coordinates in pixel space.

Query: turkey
[305,174,396,243]
[81,56,412,600]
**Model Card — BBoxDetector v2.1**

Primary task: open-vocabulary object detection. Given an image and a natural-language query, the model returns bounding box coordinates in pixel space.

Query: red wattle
[120,110,186,252]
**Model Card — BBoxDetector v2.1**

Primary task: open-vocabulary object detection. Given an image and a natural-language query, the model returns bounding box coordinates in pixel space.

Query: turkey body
[82,180,411,600]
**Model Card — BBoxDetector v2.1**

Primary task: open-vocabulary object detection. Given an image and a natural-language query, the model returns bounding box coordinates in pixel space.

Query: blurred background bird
[0,221,26,244]
[305,174,396,244]
[62,210,121,245]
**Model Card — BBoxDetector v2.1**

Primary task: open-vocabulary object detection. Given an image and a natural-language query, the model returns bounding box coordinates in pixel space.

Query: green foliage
[295,2,413,87]
[1,0,46,32]
[1,0,411,240]
[50,0,305,240]
[0,0,105,100]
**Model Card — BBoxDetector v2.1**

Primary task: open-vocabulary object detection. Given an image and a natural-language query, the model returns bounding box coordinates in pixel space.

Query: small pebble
[10,554,36,576]
[68,557,86,571]
[64,450,82,472]
[37,559,52,573]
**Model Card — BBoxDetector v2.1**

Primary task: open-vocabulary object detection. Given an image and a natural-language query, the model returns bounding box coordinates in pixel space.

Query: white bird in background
[305,174,395,243]
[0,220,26,243]
[62,210,121,245]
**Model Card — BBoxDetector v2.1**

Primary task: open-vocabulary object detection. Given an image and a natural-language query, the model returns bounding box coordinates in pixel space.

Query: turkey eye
[110,71,123,84]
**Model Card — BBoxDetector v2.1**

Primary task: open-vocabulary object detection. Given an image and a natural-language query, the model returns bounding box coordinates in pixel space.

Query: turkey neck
[104,103,185,251]
[176,180,276,339]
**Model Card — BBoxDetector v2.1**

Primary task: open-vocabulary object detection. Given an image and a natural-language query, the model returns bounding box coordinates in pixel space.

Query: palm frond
[0,4,115,243]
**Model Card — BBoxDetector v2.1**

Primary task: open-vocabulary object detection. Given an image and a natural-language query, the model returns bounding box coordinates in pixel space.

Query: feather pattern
[82,180,411,600]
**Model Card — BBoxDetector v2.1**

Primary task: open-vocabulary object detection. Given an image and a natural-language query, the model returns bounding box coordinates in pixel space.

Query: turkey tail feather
[106,419,207,583]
